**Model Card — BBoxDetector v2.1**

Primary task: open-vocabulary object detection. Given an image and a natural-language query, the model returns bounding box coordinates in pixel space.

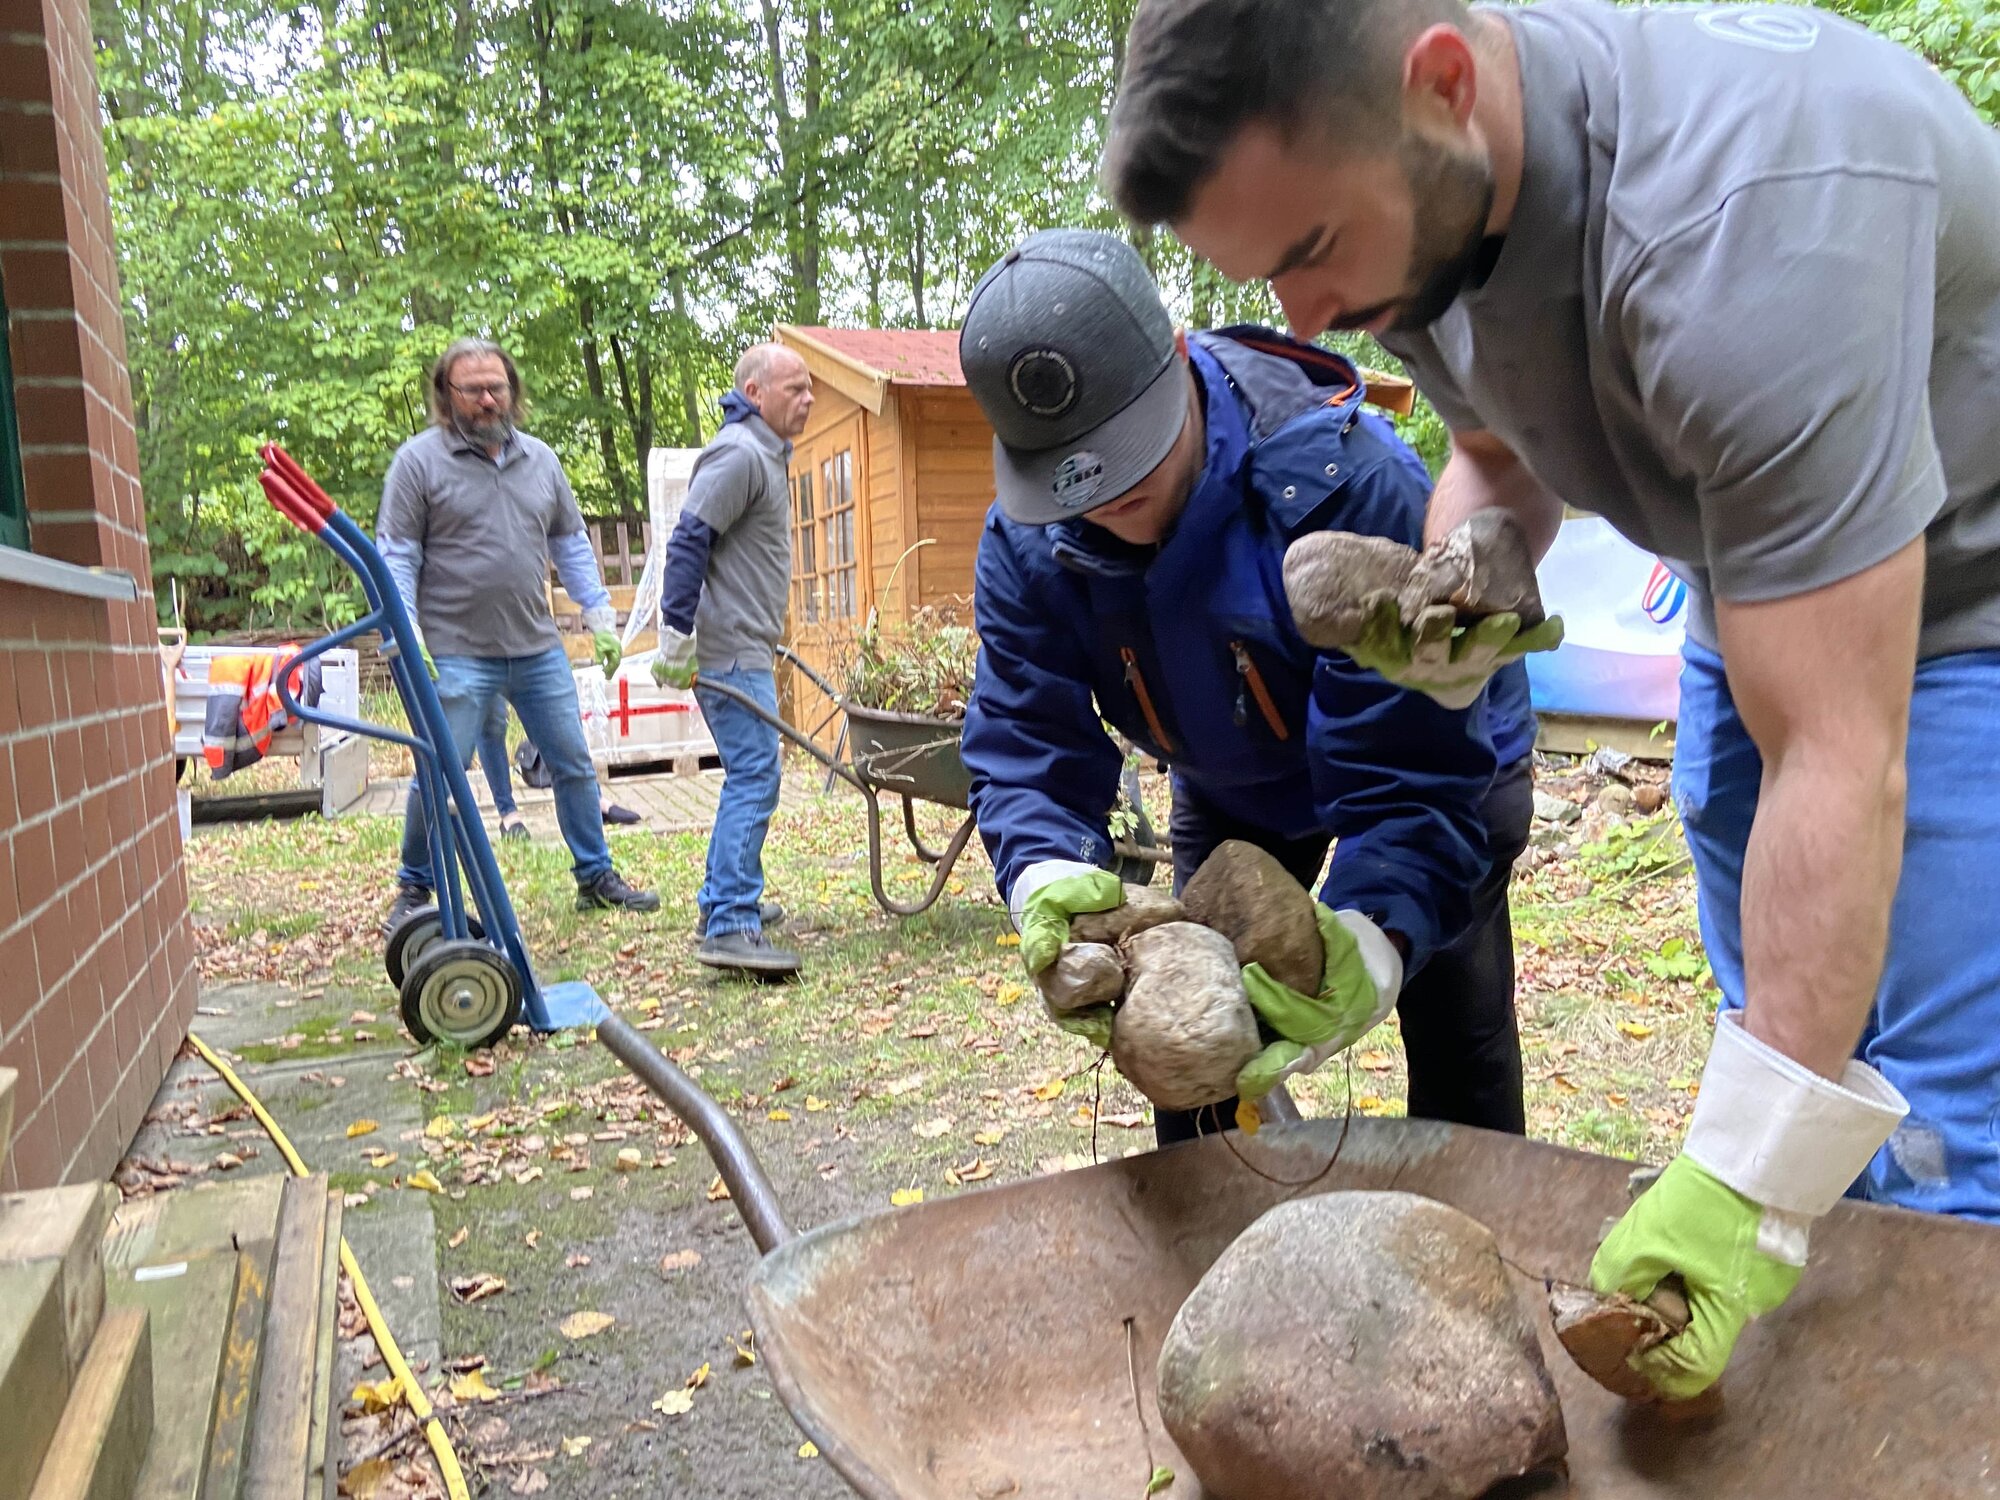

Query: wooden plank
[28,1306,154,1500]
[305,1195,342,1500]
[199,1250,270,1500]
[0,1067,15,1169]
[104,1177,285,1275]
[241,1179,328,1497]
[116,1252,239,1500]
[0,1261,71,1500]
[0,1184,114,1379]
[1535,711,1677,762]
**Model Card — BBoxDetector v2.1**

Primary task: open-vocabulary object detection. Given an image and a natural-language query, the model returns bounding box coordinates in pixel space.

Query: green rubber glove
[1341,597,1565,710]
[403,631,437,681]
[652,627,697,691]
[1017,867,1123,977]
[1235,905,1401,1102]
[1590,1155,1805,1400]
[593,630,623,677]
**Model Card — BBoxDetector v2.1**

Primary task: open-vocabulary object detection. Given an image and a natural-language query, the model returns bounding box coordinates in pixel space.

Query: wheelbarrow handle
[596,1015,794,1254]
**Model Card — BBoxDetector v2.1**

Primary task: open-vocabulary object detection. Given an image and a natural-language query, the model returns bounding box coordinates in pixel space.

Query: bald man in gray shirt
[1107,0,2000,1402]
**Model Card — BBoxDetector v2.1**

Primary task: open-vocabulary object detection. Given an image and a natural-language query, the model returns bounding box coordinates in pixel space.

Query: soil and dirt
[1068,884,1183,946]
[1179,840,1325,995]
[1111,922,1262,1110]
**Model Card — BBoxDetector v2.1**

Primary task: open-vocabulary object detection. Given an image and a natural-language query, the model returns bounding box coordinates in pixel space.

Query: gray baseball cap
[959,229,1188,525]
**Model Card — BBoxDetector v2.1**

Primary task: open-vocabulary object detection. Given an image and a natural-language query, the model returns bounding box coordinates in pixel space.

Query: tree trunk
[576,291,631,509]
[669,271,704,445]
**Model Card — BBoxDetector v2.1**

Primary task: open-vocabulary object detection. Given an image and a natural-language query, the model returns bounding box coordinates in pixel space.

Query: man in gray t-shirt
[379,337,658,925]
[1105,0,2000,1400]
[652,343,814,976]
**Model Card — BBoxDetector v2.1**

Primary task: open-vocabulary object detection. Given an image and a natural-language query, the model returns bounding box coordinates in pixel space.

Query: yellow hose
[186,1032,471,1500]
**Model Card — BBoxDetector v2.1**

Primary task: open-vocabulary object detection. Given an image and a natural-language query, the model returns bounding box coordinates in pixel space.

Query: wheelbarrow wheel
[384,905,486,987]
[400,939,522,1050]
[1111,802,1162,887]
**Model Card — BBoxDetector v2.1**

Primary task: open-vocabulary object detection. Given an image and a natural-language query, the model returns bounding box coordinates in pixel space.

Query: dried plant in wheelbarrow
[839,603,981,719]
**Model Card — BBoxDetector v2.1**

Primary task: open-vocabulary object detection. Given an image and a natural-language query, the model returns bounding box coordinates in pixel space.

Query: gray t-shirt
[1384,1,2000,658]
[379,425,587,658]
[682,414,794,672]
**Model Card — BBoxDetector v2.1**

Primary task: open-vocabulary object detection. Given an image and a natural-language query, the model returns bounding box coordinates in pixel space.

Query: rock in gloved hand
[1111,922,1260,1110]
[1159,1192,1568,1500]
[1399,510,1545,627]
[1284,510,1545,649]
[1069,884,1183,947]
[1034,942,1126,1013]
[1180,840,1324,996]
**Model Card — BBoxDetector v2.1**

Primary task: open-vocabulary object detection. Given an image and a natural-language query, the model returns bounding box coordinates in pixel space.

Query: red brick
[0,653,15,735]
[5,1112,60,1192]
[17,446,90,508]
[0,112,59,176]
[80,794,111,867]
[51,726,84,806]
[10,737,55,821]
[49,805,84,888]
[0,926,39,1036]
[50,1060,92,1167]
[0,37,53,107]
[0,837,17,932]
[4,315,81,382]
[13,819,55,917]
[81,720,111,789]
[14,381,89,451]
[11,652,53,726]
[0,246,75,311]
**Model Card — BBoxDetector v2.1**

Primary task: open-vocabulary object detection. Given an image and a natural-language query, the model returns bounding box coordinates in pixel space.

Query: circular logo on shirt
[1051,450,1105,510]
[1642,562,1690,624]
[1696,7,1820,51]
[1008,348,1080,418]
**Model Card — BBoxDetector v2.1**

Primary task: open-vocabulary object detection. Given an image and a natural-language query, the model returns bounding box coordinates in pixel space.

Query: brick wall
[0,0,198,1189]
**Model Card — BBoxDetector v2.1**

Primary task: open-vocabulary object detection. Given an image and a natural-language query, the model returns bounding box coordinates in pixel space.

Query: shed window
[821,449,856,620]
[792,470,819,623]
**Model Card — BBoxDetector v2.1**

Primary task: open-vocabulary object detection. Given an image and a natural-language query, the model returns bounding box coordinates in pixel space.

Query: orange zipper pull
[1120,646,1177,755]
[1231,640,1291,742]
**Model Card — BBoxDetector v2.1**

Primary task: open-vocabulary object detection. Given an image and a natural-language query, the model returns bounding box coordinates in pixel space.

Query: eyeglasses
[450,382,511,401]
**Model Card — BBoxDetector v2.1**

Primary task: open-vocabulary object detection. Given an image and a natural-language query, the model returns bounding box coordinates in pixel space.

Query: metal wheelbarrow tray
[601,1017,2000,1498]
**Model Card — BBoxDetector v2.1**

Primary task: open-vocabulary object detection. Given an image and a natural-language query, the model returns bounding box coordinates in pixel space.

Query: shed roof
[784,326,965,386]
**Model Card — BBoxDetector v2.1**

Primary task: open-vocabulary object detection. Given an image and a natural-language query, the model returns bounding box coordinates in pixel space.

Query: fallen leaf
[560,1310,615,1340]
[449,1274,507,1305]
[512,1166,543,1186]
[686,1362,711,1390]
[948,1157,993,1184]
[1356,1050,1394,1072]
[995,933,1020,948]
[731,1333,756,1367]
[213,1152,243,1171]
[804,1096,830,1113]
[346,1120,380,1139]
[798,1441,820,1459]
[350,1376,403,1413]
[1099,1111,1146,1129]
[566,1253,591,1269]
[658,1249,702,1277]
[652,1389,695,1417]
[468,1111,498,1131]
[1146,1465,1175,1495]
[913,1117,952,1139]
[569,1186,593,1202]
[884,1074,925,1097]
[995,982,1026,1007]
[406,1170,444,1194]
[450,1368,503,1402]
[614,1147,644,1172]
[352,1030,376,1042]
[972,1127,1008,1146]
[343,1456,393,1498]
[1550,1074,1581,1095]
[508,1468,549,1496]
[425,1117,457,1139]
[1605,1092,1630,1106]
[364,1149,399,1169]
[1354,1095,1388,1115]
[561,1435,592,1457]
[448,1226,470,1250]
[705,1176,731,1202]
[890,1188,924,1207]
[349,1010,378,1025]
[1617,1021,1655,1040]
[466,1055,496,1078]
[766,1108,792,1122]
[1032,1078,1066,1102]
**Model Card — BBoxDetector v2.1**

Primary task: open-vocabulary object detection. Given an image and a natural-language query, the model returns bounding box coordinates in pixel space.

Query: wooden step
[28,1306,154,1500]
[0,1066,17,1167]
[242,1179,331,1496]
[0,1261,73,1500]
[116,1253,238,1500]
[0,1183,116,1380]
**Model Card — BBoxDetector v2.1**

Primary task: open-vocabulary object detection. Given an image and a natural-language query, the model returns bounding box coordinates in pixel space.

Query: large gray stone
[1159,1191,1567,1500]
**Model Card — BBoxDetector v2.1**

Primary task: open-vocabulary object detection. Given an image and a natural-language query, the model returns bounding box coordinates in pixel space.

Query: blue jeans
[476,702,517,818]
[399,647,610,889]
[1674,641,2000,1220]
[693,666,783,937]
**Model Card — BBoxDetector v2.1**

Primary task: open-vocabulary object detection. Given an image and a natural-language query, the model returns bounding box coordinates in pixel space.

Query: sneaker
[694,901,785,938]
[601,802,642,826]
[697,929,802,977]
[381,882,433,937]
[575,868,661,913]
[499,818,531,843]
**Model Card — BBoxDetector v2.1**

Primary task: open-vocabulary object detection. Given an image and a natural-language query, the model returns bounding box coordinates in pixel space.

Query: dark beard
[1387,135,1496,334]
[457,412,515,446]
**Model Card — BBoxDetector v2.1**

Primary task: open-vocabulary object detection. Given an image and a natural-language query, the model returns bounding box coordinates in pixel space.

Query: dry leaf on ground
[347,1120,380,1138]
[449,1274,506,1305]
[659,1249,702,1278]
[559,1310,615,1340]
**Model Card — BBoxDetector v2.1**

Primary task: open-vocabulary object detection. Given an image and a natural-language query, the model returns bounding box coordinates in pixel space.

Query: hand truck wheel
[385,905,487,987]
[399,939,523,1049]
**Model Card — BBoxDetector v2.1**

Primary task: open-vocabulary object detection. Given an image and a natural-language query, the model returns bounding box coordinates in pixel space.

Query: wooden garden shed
[772,323,993,737]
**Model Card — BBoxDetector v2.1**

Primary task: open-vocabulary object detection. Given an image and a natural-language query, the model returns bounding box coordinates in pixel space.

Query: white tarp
[1523,516,1687,723]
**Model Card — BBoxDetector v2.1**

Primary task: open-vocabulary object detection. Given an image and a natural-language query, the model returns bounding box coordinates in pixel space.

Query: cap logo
[1051,451,1105,510]
[1008,348,1079,418]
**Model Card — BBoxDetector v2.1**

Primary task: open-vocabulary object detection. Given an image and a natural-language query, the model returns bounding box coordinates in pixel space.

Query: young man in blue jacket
[958,230,1544,1143]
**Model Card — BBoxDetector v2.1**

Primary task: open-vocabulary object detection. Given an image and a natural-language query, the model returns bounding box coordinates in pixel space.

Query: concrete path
[350,766,816,836]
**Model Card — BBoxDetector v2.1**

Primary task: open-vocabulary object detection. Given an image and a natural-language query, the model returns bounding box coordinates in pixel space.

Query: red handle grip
[259,470,328,534]
[257,443,336,520]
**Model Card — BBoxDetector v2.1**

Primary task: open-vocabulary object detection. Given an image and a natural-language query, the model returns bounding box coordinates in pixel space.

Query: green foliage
[1642,936,1710,985]
[1578,812,1686,883]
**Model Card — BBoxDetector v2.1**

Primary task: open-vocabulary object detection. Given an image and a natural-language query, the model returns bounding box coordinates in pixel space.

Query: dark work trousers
[1153,756,1534,1146]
